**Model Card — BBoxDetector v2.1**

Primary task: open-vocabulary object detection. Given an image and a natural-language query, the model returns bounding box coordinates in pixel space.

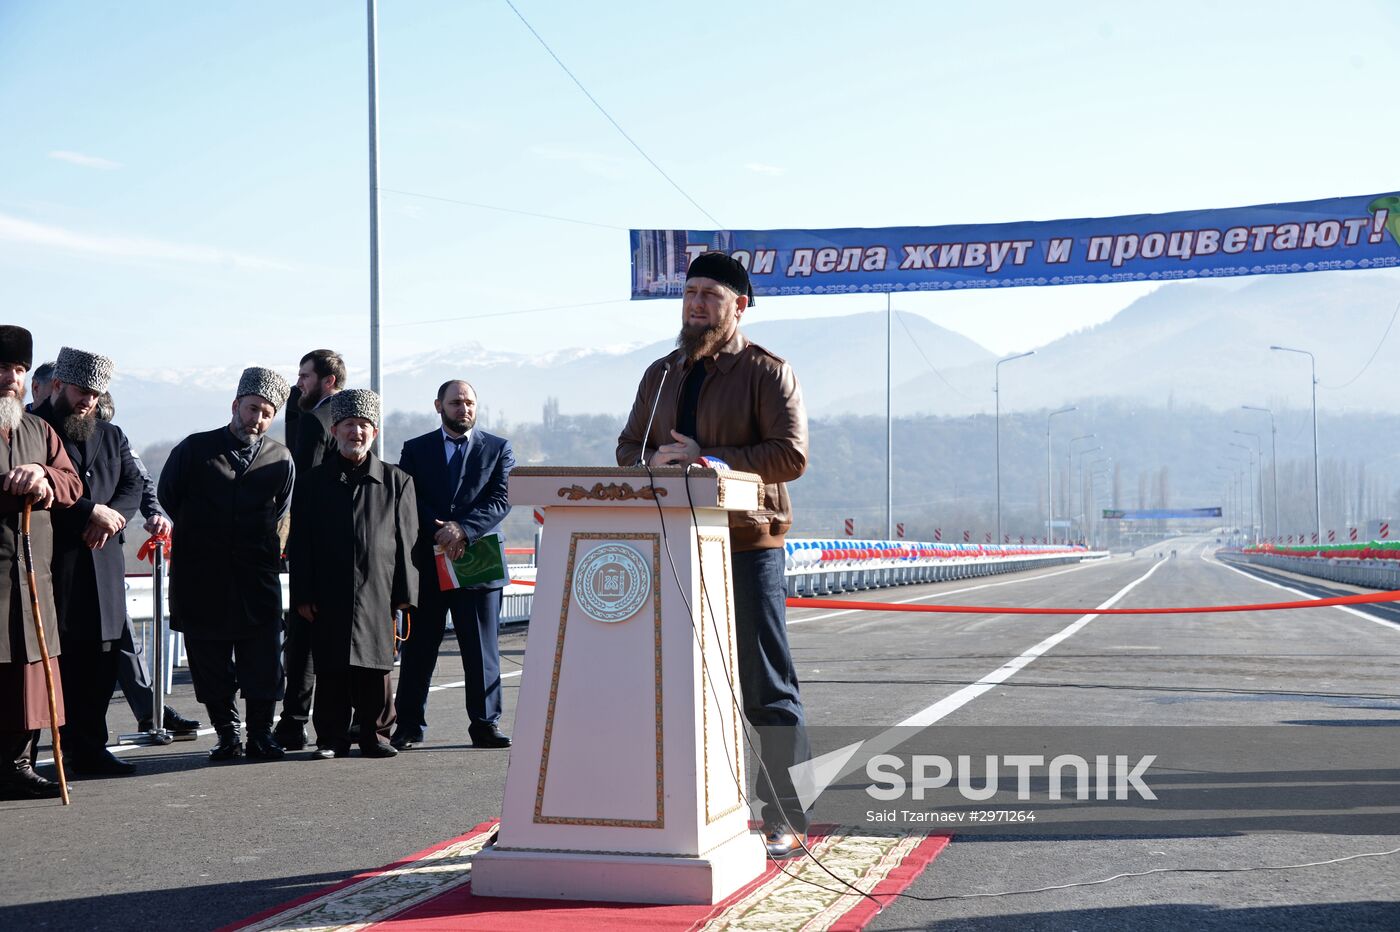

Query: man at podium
[616,251,811,858]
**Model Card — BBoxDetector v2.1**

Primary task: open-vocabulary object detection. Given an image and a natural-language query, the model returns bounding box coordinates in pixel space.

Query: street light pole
[1067,437,1098,544]
[1233,429,1263,541]
[366,0,384,457]
[1046,406,1076,545]
[1243,405,1279,542]
[995,351,1035,547]
[1230,442,1257,544]
[1271,345,1321,546]
[1084,456,1110,547]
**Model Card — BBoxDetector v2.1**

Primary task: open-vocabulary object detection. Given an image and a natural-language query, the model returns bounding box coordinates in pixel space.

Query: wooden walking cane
[20,501,69,805]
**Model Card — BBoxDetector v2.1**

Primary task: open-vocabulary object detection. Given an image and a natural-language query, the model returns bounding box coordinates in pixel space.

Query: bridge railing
[1222,547,1400,589]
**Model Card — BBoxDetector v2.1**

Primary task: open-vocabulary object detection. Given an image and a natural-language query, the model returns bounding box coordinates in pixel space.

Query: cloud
[0,212,295,271]
[745,162,786,176]
[48,150,123,171]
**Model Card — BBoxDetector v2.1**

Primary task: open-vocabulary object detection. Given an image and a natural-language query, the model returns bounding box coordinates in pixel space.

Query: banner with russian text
[630,193,1400,299]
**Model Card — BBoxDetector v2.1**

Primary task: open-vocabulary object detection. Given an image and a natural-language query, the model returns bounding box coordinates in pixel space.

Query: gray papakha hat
[54,345,116,394]
[235,366,291,411]
[330,388,380,427]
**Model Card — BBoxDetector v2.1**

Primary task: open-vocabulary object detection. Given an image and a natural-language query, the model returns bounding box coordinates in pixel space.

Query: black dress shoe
[389,733,420,751]
[468,724,511,749]
[763,828,807,859]
[245,732,286,760]
[360,741,399,759]
[208,734,244,762]
[273,722,308,751]
[66,750,136,776]
[0,765,68,800]
[163,706,203,735]
[314,744,351,760]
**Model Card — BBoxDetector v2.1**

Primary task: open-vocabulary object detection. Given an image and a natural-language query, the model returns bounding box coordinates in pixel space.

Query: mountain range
[103,269,1400,452]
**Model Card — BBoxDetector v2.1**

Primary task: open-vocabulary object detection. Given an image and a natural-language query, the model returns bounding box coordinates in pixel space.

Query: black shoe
[763,828,807,859]
[0,764,68,800]
[315,744,351,760]
[208,732,244,762]
[468,724,511,749]
[163,706,203,735]
[66,750,136,777]
[389,732,421,751]
[136,717,155,733]
[245,732,286,760]
[360,741,398,759]
[273,721,308,751]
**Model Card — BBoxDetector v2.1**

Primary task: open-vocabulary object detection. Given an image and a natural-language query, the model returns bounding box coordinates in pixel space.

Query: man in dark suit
[38,346,143,776]
[273,349,346,750]
[391,380,514,750]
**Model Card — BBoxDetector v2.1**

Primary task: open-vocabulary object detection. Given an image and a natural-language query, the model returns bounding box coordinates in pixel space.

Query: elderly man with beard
[158,368,295,762]
[0,327,83,799]
[290,390,416,759]
[38,347,144,776]
[615,251,812,858]
[271,349,347,750]
[391,379,514,751]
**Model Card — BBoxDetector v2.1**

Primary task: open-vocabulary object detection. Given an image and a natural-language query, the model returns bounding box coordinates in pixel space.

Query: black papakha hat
[686,251,755,306]
[0,326,33,368]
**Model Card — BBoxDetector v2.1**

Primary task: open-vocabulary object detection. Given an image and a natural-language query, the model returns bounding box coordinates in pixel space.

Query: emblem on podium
[573,543,651,623]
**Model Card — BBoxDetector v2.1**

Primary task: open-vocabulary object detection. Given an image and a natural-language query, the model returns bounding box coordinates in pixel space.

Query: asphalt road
[3,538,1399,931]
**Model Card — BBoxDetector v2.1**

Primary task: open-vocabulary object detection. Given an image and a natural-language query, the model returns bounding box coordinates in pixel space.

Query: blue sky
[3,0,1397,388]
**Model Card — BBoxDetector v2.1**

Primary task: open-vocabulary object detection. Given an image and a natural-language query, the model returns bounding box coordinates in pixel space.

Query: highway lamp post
[1271,345,1322,547]
[1067,435,1098,545]
[1088,467,1111,549]
[1242,405,1279,542]
[1215,464,1239,544]
[1233,429,1264,541]
[366,0,384,457]
[1046,406,1076,546]
[1229,443,1257,544]
[995,351,1035,548]
[1084,456,1111,548]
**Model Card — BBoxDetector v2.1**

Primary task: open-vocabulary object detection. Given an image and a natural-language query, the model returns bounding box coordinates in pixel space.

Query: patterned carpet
[223,823,950,931]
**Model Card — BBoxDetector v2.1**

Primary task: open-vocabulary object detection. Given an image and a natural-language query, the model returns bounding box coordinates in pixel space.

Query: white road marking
[791,557,1170,808]
[1206,551,1400,632]
[787,560,1111,626]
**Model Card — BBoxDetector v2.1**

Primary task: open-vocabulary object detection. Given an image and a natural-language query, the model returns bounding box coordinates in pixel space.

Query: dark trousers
[57,644,120,761]
[732,547,811,833]
[276,610,315,728]
[314,662,394,751]
[1,730,39,767]
[115,618,154,725]
[185,627,284,731]
[394,586,502,740]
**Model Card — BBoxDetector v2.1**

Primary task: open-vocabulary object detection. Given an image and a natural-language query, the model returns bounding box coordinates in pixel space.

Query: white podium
[471,466,766,904]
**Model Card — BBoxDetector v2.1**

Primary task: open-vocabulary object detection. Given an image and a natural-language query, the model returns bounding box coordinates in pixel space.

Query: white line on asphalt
[791,557,1170,807]
[787,560,1110,626]
[1206,551,1400,632]
[37,671,526,765]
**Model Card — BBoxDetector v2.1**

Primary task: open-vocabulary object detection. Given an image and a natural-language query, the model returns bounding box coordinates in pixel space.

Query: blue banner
[1103,508,1223,520]
[631,193,1400,300]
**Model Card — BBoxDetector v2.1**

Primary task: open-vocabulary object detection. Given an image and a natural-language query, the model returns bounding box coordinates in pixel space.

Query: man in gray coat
[289,389,417,759]
[158,367,294,762]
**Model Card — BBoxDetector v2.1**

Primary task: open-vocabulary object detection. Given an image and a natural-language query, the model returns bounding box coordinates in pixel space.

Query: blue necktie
[446,435,467,497]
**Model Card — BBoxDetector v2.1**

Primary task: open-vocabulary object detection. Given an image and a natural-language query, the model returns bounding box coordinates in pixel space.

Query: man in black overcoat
[158,367,294,762]
[273,349,347,750]
[289,389,416,758]
[38,347,143,776]
[391,379,514,750]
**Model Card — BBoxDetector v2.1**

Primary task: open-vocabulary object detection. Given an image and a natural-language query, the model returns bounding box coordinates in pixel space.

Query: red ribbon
[785,591,1400,616]
[136,533,172,564]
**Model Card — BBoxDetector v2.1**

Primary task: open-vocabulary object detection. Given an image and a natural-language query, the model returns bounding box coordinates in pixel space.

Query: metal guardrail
[1221,551,1400,589]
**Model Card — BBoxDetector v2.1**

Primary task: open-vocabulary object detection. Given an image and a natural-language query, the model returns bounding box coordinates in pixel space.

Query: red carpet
[224,822,949,931]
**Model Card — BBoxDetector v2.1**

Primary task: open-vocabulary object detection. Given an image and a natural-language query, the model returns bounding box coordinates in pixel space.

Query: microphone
[637,358,675,467]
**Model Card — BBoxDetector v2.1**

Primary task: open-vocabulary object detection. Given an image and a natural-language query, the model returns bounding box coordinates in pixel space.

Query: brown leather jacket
[616,331,808,551]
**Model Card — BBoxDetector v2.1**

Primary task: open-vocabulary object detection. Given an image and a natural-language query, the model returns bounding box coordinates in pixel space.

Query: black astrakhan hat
[0,326,33,368]
[686,252,755,305]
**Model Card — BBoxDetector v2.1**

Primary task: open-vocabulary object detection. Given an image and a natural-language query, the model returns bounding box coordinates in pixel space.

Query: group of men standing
[0,251,814,857]
[1,336,515,798]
